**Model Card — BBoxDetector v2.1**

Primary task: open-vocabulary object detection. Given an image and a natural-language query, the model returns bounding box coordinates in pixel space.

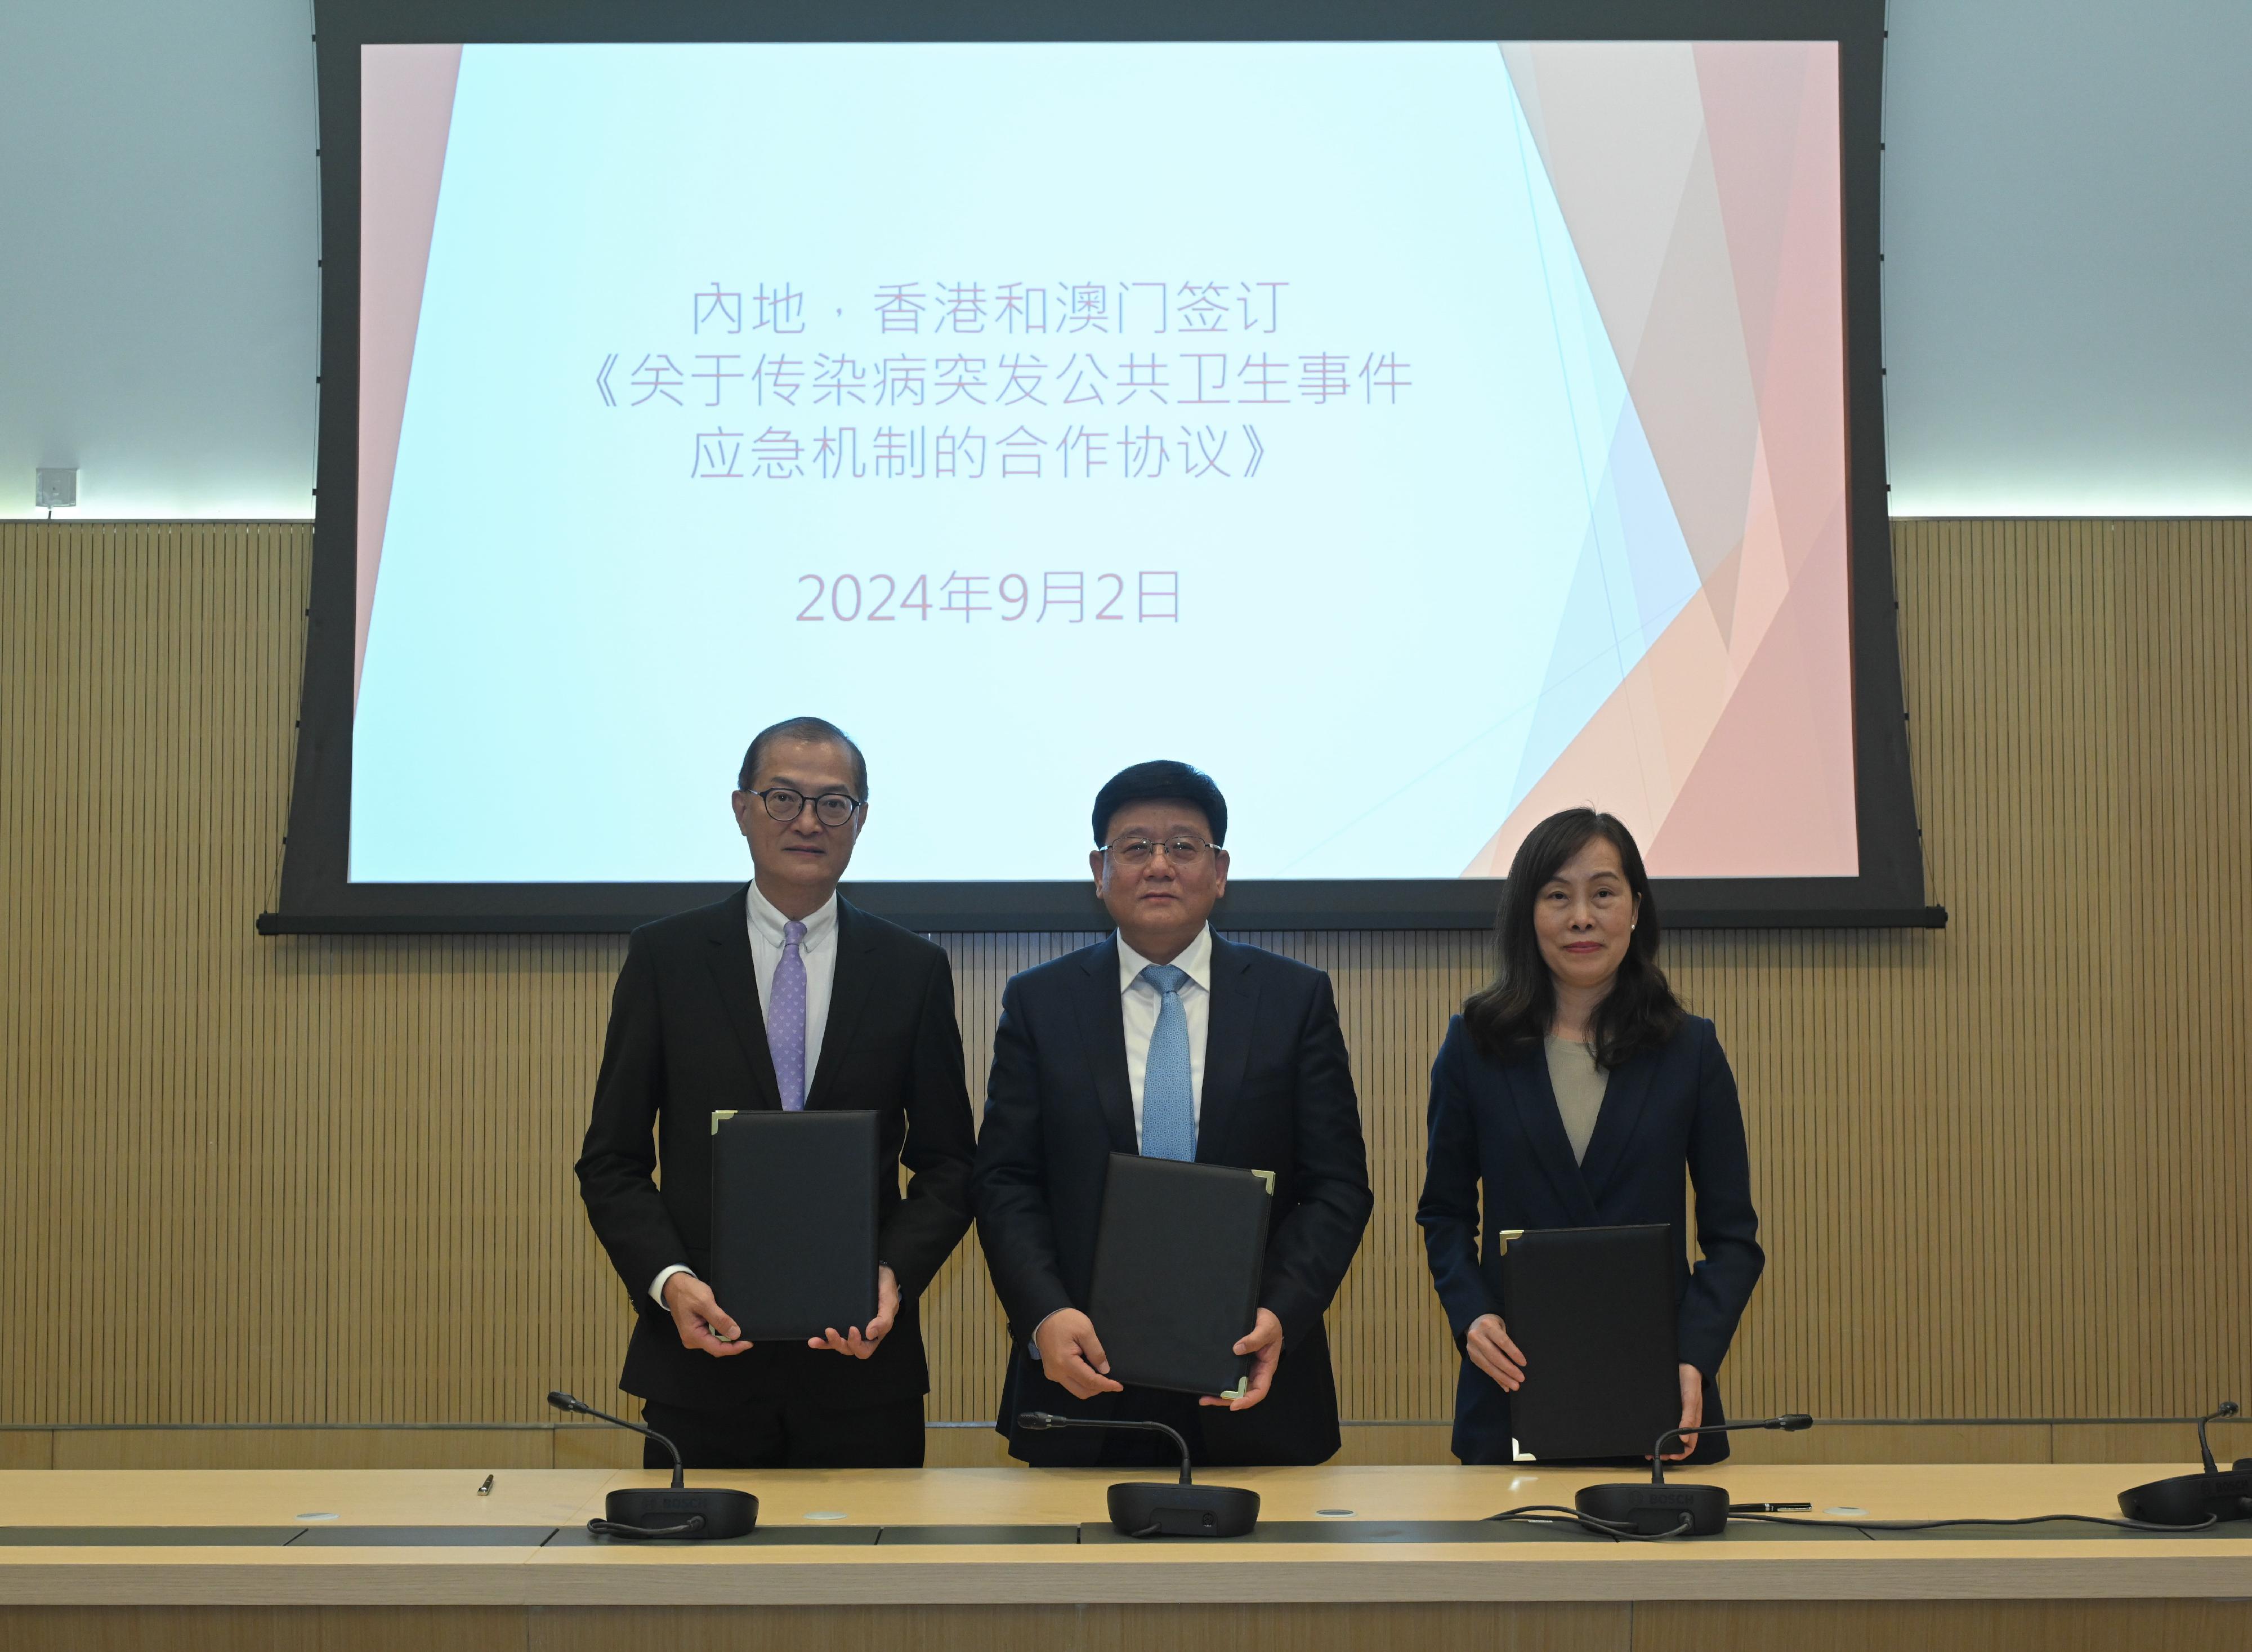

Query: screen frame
[270,0,1937,935]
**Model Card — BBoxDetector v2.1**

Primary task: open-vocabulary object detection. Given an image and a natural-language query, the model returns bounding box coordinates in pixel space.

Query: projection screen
[271,0,1932,932]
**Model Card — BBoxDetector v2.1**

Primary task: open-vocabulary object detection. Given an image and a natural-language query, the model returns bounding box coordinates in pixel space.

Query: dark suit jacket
[575,889,977,1412]
[973,933,1373,1466]
[1417,1013,1764,1466]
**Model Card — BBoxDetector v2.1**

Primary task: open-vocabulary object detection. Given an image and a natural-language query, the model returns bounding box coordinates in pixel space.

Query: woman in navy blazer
[1418,809,1763,1466]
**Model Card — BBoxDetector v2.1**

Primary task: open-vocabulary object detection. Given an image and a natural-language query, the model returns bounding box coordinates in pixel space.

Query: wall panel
[1,520,2246,1437]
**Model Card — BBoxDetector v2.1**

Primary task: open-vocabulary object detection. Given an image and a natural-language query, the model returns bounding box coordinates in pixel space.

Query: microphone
[1652,1413,1813,1484]
[2197,1399,2240,1475]
[1020,1411,1194,1485]
[2119,1401,2252,1528]
[1018,1410,1259,1538]
[1574,1413,1815,1537]
[547,1390,686,1489]
[546,1390,758,1540]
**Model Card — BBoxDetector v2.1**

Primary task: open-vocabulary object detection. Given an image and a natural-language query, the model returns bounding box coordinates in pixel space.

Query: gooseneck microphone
[1020,1412,1195,1484]
[2118,1400,2252,1528]
[547,1391,687,1489]
[1574,1413,1815,1537]
[2196,1399,2240,1475]
[1019,1411,1260,1537]
[546,1390,758,1540]
[1651,1413,1813,1484]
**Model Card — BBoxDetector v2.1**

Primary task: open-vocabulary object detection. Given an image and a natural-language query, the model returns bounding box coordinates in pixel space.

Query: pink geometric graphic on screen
[1465,480,1852,878]
[1468,41,1853,878]
[1504,405,1691,815]
[1469,560,1739,877]
[1647,498,1855,874]
[355,44,462,708]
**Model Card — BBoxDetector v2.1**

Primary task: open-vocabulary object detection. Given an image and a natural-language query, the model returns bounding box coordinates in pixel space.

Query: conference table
[2,1462,2246,1651]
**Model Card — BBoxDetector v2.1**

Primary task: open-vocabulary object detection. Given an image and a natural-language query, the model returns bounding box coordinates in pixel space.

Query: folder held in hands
[1491,1222,1679,1460]
[708,1109,881,1342]
[1087,1153,1273,1397]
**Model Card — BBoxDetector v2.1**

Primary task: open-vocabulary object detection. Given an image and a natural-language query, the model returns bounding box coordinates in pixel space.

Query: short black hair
[1092,760,1227,846]
[738,716,869,797]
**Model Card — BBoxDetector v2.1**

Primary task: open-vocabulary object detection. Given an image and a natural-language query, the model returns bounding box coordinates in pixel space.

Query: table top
[1,1463,2245,1607]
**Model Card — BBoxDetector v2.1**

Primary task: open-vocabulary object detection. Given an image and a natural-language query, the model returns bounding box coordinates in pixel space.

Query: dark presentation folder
[708,1110,880,1341]
[1087,1153,1272,1397]
[1493,1223,1680,1460]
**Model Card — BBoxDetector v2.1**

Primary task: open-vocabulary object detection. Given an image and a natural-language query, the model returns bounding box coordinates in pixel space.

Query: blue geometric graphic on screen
[1266,64,1699,876]
[1498,82,1699,819]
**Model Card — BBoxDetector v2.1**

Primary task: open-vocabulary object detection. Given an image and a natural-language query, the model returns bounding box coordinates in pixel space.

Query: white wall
[1879,0,2252,514]
[0,1,318,518]
[2,1,2247,517]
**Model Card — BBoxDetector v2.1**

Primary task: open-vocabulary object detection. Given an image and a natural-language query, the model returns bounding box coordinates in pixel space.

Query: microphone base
[601,1488,759,1539]
[1107,1481,1260,1538]
[1576,1481,1730,1537]
[2117,1470,2252,1528]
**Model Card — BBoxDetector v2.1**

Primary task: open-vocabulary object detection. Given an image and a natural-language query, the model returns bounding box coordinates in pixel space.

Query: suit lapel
[1575,1044,1658,1204]
[805,899,881,1110]
[1195,935,1257,1164]
[705,886,782,1111]
[1069,937,1140,1154]
[1506,1048,1601,1225]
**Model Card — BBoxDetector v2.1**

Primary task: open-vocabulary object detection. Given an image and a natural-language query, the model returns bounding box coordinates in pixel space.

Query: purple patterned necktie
[771,919,808,1110]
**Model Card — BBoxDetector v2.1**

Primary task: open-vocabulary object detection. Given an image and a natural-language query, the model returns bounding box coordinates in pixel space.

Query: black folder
[1491,1223,1679,1461]
[1087,1153,1272,1397]
[708,1110,880,1342]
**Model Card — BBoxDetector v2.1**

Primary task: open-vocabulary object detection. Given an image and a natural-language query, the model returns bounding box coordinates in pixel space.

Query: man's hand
[809,1265,901,1359]
[663,1273,752,1358]
[1659,1363,1704,1461]
[1034,1308,1125,1400]
[1465,1313,1526,1391]
[1202,1308,1284,1409]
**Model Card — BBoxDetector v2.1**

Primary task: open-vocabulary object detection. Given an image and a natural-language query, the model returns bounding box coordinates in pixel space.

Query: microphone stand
[1574,1413,1814,1537]
[1018,1411,1261,1538]
[2197,1399,2240,1476]
[2118,1401,2252,1527]
[547,1390,759,1540]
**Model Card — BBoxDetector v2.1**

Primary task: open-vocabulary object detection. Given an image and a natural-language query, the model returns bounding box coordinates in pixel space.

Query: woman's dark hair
[1460,807,1683,1069]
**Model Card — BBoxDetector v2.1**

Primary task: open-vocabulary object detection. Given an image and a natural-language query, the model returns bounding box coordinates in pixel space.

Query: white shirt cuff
[651,1264,695,1310]
[1027,1308,1063,1360]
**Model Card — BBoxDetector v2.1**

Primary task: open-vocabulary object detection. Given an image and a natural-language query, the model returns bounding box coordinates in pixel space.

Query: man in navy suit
[973,761,1373,1467]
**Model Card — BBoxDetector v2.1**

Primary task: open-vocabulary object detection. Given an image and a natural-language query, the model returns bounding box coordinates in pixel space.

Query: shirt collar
[1117,924,1213,995]
[746,879,839,951]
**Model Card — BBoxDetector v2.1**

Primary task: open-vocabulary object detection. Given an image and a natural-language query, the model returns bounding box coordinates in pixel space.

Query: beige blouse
[1544,1035,1609,1164]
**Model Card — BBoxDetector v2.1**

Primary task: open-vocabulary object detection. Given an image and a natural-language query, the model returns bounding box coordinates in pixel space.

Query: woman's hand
[1465,1313,1526,1391]
[1660,1363,1704,1459]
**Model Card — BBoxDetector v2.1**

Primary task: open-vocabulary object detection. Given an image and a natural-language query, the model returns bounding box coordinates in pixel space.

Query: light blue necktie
[1138,963,1195,1160]
[771,919,807,1110]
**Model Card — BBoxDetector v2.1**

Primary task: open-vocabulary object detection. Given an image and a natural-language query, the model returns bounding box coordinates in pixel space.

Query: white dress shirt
[1118,925,1212,1143]
[743,881,839,1086]
[650,882,841,1309]
[1031,926,1214,1355]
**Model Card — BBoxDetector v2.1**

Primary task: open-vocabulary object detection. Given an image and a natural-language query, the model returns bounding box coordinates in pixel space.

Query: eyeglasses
[1101,836,1221,868]
[745,787,864,827]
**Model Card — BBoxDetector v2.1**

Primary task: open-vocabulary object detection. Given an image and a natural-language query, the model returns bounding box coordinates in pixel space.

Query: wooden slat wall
[2,519,2246,1434]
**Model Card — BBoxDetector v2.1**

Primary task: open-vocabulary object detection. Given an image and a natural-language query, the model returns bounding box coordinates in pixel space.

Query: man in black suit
[973,761,1373,1467]
[575,717,977,1468]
